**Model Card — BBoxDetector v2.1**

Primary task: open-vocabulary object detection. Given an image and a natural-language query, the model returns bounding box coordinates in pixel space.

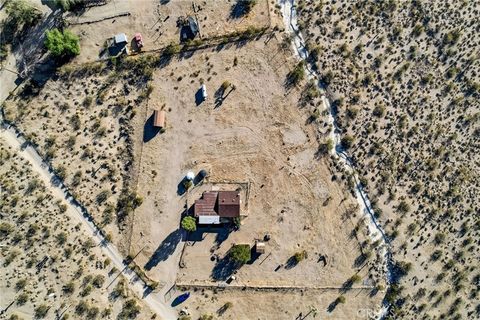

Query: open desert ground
[296,0,479,319]
[1,0,478,319]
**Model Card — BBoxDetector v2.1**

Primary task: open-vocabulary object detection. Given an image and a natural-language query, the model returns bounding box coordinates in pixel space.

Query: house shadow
[186,225,233,246]
[144,229,183,270]
[195,87,205,106]
[143,113,160,142]
[211,255,239,281]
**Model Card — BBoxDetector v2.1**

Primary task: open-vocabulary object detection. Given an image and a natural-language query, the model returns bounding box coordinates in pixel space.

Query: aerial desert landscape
[0,0,478,319]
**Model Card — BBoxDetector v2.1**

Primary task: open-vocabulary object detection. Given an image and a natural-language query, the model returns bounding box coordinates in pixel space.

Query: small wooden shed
[153,110,166,128]
[255,241,265,254]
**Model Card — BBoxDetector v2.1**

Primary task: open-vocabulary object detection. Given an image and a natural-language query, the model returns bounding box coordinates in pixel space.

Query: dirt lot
[176,287,381,320]
[0,137,153,320]
[128,35,385,315]
[68,0,271,63]
[297,0,480,319]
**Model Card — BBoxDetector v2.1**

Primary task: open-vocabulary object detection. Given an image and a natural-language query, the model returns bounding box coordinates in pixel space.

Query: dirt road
[0,124,177,320]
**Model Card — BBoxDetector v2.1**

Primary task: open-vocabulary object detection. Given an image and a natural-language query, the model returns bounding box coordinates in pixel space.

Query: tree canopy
[6,0,42,28]
[44,28,80,58]
[229,244,251,264]
[181,216,196,232]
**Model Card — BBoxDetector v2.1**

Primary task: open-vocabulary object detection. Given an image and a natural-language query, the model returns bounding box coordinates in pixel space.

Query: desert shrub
[397,201,410,214]
[434,233,446,244]
[164,42,180,56]
[96,190,110,204]
[287,61,305,85]
[229,244,251,264]
[75,301,88,315]
[92,275,105,288]
[181,216,197,232]
[118,299,140,319]
[44,28,80,58]
[5,0,41,30]
[340,135,354,150]
[56,232,67,245]
[373,104,385,117]
[35,304,49,318]
[15,279,27,291]
[63,281,75,295]
[294,250,308,263]
[336,295,346,304]
[0,222,14,238]
[16,293,28,305]
[221,80,231,91]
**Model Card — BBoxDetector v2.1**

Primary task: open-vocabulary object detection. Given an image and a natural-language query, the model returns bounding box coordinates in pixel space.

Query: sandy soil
[296,0,480,319]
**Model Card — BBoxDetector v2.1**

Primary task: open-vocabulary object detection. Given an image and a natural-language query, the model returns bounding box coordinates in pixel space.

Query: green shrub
[45,28,80,58]
[294,250,307,263]
[181,216,196,232]
[35,304,49,318]
[287,61,305,85]
[229,244,251,264]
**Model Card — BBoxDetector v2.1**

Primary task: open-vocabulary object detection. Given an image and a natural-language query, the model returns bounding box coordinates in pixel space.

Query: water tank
[186,171,195,181]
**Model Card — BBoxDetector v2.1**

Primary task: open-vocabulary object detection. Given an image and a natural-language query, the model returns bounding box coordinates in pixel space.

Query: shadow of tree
[284,256,299,270]
[211,255,239,281]
[144,229,183,270]
[327,299,339,313]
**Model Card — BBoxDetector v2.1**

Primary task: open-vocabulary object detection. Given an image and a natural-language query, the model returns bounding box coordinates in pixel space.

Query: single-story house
[194,191,240,224]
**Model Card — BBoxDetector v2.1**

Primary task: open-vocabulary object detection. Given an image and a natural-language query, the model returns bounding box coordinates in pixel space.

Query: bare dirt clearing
[69,0,271,63]
[128,36,384,316]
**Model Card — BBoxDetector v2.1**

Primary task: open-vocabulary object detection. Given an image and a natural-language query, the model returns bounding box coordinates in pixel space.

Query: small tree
[229,244,251,264]
[45,28,80,58]
[35,304,49,318]
[181,216,196,232]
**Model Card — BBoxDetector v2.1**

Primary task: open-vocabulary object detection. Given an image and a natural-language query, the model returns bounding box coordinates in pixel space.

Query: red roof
[217,191,240,217]
[194,191,240,218]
